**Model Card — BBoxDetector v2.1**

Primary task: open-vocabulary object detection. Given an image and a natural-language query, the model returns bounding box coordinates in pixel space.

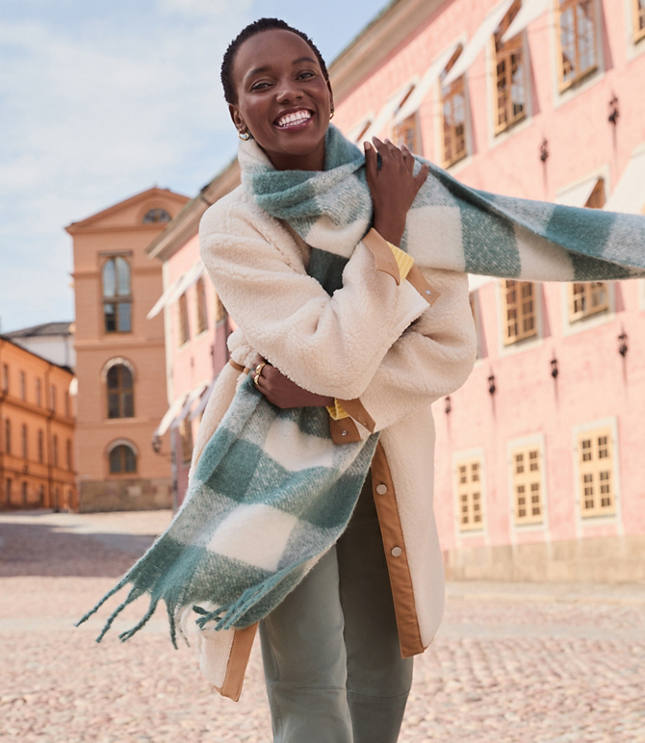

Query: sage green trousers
[259,476,413,743]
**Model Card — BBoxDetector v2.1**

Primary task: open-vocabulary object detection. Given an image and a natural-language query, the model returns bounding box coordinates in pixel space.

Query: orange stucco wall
[0,338,76,510]
[69,189,189,511]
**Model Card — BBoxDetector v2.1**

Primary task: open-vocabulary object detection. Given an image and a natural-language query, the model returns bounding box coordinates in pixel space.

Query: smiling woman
[221,19,334,171]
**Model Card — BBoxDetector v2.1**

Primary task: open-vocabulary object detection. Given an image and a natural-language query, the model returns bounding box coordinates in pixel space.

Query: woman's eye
[297,71,315,80]
[251,81,271,91]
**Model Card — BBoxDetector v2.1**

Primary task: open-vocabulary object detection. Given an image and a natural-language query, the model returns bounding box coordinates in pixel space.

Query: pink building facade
[331,0,645,580]
[146,163,239,507]
[148,0,644,577]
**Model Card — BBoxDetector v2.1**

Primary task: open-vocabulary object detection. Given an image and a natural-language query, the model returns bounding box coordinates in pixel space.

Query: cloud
[0,3,253,331]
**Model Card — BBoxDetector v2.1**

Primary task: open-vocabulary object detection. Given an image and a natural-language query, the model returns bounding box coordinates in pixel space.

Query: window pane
[117,302,132,332]
[123,392,134,418]
[107,366,119,389]
[109,447,122,473]
[103,260,116,297]
[143,208,171,223]
[124,446,136,473]
[108,392,120,418]
[104,303,116,332]
[115,257,131,296]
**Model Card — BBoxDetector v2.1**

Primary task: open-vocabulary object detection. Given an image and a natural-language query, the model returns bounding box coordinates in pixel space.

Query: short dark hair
[220,18,332,107]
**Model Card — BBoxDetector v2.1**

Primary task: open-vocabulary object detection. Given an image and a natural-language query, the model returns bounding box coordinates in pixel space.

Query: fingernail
[364,141,371,150]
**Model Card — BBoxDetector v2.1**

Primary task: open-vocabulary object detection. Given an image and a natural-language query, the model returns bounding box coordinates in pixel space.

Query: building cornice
[65,187,189,234]
[329,0,448,104]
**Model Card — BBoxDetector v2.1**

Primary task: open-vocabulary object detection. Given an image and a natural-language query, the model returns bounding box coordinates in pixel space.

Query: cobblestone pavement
[1,510,644,743]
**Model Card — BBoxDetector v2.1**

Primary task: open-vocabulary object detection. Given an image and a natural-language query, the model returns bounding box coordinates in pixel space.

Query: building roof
[5,321,74,339]
[328,0,443,104]
[0,334,74,374]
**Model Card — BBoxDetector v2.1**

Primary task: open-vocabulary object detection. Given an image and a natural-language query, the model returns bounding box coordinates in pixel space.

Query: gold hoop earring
[238,130,252,141]
[329,110,334,120]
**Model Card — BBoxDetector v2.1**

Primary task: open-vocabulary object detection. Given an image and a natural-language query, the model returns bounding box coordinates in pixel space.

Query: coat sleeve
[339,267,476,434]
[199,197,432,400]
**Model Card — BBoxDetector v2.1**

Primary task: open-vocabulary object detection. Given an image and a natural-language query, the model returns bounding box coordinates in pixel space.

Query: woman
[195,17,477,743]
[77,16,645,743]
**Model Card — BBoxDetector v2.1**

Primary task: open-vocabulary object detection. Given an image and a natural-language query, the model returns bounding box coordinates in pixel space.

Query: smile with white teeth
[275,110,313,128]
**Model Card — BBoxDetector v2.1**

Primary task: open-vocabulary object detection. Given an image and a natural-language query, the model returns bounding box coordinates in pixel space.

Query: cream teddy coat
[192,184,477,700]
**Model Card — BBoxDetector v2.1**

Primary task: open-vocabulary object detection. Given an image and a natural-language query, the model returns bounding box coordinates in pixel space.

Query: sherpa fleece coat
[193,184,477,700]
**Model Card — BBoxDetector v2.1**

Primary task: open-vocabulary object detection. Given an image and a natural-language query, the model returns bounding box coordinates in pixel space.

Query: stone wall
[77,477,172,512]
[444,535,645,583]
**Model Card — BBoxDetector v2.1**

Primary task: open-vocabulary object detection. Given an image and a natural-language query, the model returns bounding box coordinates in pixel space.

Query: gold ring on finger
[253,373,261,388]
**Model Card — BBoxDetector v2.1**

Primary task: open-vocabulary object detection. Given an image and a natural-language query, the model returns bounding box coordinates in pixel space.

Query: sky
[0,0,391,333]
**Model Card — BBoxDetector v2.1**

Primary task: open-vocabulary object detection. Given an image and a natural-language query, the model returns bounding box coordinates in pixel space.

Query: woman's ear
[229,104,247,135]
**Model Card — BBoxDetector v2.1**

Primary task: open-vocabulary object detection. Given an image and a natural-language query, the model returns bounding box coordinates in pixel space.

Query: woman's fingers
[364,140,378,181]
[414,162,430,187]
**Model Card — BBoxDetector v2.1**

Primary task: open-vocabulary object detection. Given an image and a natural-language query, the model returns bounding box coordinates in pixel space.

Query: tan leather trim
[336,397,376,433]
[407,264,440,305]
[370,442,425,657]
[329,416,361,444]
[228,359,247,373]
[214,624,257,701]
[362,228,401,284]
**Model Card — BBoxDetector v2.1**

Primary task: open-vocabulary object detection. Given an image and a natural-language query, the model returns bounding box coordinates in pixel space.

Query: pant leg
[259,546,353,743]
[337,474,414,743]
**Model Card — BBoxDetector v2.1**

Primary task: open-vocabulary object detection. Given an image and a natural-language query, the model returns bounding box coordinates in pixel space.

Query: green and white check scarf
[77,125,644,646]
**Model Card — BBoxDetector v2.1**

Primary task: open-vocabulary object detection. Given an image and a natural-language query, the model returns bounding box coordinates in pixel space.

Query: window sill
[553,66,603,110]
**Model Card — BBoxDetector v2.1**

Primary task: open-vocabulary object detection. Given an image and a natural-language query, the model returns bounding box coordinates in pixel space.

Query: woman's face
[229,29,333,171]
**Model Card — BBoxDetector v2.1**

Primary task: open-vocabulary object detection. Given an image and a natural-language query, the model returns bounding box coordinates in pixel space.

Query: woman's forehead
[233,29,317,81]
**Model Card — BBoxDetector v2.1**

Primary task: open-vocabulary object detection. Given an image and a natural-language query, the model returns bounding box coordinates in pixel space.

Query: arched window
[106,364,134,418]
[53,434,59,467]
[102,257,132,333]
[4,419,10,454]
[109,443,137,474]
[21,423,28,459]
[38,430,44,463]
[195,276,208,334]
[66,439,73,470]
[143,208,171,223]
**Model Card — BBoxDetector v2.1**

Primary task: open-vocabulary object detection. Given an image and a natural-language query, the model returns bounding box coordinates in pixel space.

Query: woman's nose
[275,79,302,103]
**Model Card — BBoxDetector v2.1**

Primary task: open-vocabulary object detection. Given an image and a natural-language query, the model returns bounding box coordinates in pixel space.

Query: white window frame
[550,0,606,109]
[572,417,623,535]
[453,448,488,541]
[496,279,544,356]
[507,433,549,537]
[485,16,533,148]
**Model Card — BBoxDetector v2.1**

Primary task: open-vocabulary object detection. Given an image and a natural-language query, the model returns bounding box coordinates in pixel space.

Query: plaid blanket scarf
[77,125,645,646]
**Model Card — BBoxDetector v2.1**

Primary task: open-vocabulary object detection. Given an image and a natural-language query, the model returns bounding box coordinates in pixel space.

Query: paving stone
[1,510,644,742]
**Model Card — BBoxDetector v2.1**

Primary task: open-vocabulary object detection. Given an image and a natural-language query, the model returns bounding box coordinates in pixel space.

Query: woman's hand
[364,138,429,247]
[252,362,333,409]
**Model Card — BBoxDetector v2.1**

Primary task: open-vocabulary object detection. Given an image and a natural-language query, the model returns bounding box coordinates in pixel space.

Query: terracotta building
[331,0,645,581]
[0,336,76,510]
[67,187,189,512]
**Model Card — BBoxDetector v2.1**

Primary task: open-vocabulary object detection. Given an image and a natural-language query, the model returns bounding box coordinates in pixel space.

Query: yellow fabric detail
[326,399,350,420]
[387,242,415,281]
